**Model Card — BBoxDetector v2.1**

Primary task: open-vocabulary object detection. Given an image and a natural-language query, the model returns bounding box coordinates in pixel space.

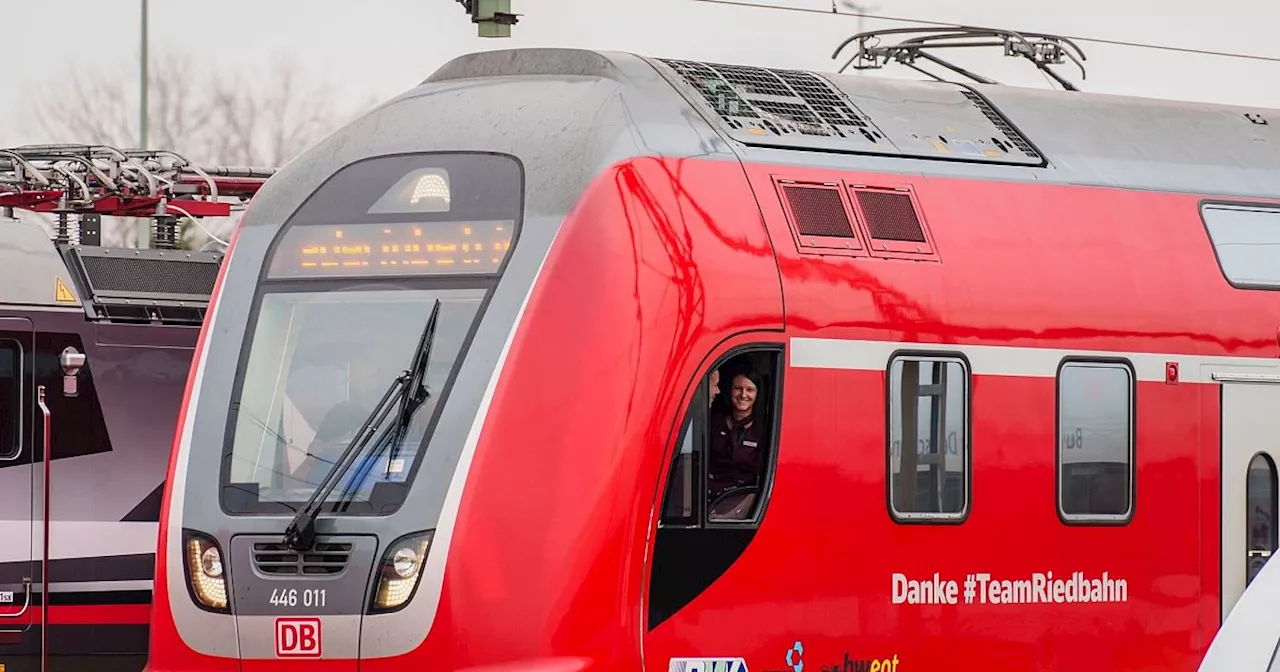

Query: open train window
[887,353,970,523]
[648,345,783,629]
[1056,359,1135,524]
[0,340,20,460]
[659,348,782,527]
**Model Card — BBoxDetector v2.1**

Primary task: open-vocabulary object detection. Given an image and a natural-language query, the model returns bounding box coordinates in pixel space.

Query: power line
[692,0,1280,65]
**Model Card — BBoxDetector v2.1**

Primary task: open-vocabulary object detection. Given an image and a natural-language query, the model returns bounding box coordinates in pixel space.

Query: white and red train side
[144,48,1280,672]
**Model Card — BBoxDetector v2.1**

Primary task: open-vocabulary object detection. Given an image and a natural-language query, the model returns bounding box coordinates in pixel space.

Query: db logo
[275,617,322,658]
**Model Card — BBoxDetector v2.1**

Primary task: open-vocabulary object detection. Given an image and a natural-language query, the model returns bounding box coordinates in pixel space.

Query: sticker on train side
[275,617,322,658]
[669,658,748,672]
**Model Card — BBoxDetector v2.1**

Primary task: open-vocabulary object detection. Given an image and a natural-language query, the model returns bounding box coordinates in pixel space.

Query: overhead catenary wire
[692,0,1280,65]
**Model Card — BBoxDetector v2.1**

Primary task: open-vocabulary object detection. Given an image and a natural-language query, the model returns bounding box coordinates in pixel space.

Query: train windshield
[221,284,484,515]
[217,151,523,517]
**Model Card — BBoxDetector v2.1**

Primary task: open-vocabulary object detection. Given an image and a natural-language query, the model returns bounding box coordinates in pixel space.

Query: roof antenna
[830,23,1088,91]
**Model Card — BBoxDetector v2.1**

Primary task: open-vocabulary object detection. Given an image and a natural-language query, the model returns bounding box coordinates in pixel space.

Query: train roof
[415,47,1280,201]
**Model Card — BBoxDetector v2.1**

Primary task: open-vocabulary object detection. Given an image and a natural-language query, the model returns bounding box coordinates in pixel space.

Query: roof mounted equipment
[831,25,1088,92]
[0,142,277,324]
[0,142,275,249]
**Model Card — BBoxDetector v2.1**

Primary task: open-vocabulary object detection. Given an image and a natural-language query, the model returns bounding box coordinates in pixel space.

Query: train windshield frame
[215,151,524,517]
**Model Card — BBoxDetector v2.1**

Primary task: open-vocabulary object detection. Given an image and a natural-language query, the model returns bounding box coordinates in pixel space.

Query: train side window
[649,346,783,629]
[0,340,20,459]
[887,354,969,522]
[1200,203,1280,290]
[1057,360,1134,524]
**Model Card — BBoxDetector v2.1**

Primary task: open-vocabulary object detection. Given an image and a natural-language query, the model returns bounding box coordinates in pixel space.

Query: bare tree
[17,50,379,249]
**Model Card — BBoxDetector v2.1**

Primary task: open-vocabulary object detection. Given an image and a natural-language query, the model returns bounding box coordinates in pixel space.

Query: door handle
[0,578,32,622]
[1247,550,1273,559]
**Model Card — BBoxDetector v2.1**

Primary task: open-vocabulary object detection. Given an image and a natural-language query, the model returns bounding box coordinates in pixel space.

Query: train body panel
[145,48,1280,672]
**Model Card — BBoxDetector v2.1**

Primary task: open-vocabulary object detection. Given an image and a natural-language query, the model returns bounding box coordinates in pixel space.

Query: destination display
[266,219,514,278]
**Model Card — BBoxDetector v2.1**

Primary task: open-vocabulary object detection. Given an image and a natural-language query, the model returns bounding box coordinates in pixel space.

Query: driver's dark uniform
[707,414,766,500]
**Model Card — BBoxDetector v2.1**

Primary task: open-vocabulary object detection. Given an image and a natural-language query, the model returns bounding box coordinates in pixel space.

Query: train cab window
[887,354,969,522]
[1057,360,1135,524]
[0,340,19,459]
[222,288,485,515]
[649,346,783,629]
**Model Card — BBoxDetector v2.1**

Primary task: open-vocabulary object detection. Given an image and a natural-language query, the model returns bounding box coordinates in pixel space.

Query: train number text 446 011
[268,588,327,609]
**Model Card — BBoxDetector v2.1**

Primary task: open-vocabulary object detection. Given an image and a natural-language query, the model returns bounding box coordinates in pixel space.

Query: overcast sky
[4,0,1278,150]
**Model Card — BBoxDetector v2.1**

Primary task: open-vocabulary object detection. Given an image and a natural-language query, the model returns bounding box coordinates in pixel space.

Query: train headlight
[370,530,434,613]
[183,530,229,613]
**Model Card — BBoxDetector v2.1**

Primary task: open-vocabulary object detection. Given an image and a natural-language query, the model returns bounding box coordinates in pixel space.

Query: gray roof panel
[420,47,1280,200]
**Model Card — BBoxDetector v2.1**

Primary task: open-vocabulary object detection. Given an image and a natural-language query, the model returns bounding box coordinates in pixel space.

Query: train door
[1219,379,1280,622]
[0,317,34,635]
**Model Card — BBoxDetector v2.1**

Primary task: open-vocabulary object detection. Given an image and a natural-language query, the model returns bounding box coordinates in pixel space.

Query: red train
[145,47,1280,672]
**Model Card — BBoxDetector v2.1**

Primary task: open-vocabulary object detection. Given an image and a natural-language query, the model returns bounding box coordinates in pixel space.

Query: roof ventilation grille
[657,58,883,144]
[959,90,1041,160]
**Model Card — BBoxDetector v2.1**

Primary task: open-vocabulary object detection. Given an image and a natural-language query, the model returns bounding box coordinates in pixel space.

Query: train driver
[706,368,767,504]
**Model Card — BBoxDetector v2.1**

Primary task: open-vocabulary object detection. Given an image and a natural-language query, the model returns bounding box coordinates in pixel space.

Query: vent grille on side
[657,58,884,144]
[61,245,224,324]
[773,177,939,261]
[781,185,855,238]
[855,190,927,243]
[78,255,220,296]
[252,542,353,576]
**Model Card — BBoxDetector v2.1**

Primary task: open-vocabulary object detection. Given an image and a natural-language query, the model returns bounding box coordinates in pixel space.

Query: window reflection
[887,356,968,519]
[1058,362,1133,520]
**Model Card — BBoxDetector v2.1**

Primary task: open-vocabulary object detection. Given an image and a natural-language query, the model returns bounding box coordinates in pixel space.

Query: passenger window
[0,340,20,459]
[649,346,783,629]
[1057,360,1134,523]
[887,355,969,522]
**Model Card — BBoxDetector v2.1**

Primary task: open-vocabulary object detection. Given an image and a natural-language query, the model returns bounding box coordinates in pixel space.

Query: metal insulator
[54,211,74,245]
[152,214,179,250]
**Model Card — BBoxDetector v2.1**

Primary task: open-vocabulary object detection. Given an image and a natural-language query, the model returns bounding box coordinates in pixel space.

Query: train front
[144,52,643,671]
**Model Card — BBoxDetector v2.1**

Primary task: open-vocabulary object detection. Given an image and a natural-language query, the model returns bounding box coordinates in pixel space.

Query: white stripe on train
[789,336,1280,382]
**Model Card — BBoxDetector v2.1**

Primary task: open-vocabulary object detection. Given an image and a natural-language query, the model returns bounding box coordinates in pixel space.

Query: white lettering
[890,572,958,605]
[892,571,1129,606]
[268,588,328,609]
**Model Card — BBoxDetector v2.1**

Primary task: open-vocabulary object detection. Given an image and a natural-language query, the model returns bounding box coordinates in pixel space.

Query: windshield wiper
[281,299,442,552]
[330,298,443,512]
